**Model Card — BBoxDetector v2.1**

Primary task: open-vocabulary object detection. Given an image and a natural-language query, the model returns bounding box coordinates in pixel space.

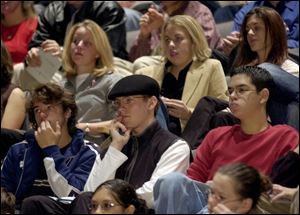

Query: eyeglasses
[227,86,257,97]
[89,201,122,212]
[112,96,146,110]
[207,187,242,205]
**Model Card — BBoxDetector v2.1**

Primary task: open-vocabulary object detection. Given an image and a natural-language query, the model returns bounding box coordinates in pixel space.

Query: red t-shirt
[1,17,38,64]
[187,124,299,182]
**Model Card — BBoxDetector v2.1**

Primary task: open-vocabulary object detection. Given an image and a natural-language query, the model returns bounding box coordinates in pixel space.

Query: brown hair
[217,163,272,209]
[27,83,78,135]
[234,7,288,67]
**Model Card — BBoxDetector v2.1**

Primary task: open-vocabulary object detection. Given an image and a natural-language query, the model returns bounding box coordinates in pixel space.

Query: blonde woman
[62,19,128,144]
[136,15,228,135]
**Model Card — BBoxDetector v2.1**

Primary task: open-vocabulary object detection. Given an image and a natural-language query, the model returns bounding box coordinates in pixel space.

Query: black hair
[93,179,149,214]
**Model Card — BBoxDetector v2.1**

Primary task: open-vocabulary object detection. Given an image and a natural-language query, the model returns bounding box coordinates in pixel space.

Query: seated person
[61,19,128,144]
[129,1,223,63]
[153,65,298,213]
[225,0,299,54]
[136,15,228,136]
[1,1,38,64]
[21,75,191,214]
[197,163,272,214]
[90,179,148,214]
[14,1,128,91]
[233,7,299,77]
[221,1,299,74]
[1,83,100,210]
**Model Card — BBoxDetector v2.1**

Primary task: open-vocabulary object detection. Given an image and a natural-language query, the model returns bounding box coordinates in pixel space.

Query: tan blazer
[136,59,229,130]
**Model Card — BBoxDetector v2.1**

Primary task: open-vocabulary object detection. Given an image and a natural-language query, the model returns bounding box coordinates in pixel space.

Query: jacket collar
[131,120,161,147]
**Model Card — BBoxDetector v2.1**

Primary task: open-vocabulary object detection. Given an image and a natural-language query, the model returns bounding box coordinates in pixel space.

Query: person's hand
[41,39,62,58]
[161,97,192,120]
[109,120,131,151]
[271,184,296,203]
[35,120,61,149]
[222,31,241,56]
[139,5,165,38]
[26,47,42,67]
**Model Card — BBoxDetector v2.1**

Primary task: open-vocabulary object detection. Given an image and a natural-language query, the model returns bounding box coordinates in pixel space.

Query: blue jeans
[154,172,209,213]
[258,63,299,131]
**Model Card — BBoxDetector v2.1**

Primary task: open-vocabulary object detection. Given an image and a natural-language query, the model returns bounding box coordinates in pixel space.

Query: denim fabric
[258,63,299,131]
[154,172,209,214]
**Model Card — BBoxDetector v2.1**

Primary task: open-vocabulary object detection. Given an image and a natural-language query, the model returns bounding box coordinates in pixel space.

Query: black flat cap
[108,75,160,100]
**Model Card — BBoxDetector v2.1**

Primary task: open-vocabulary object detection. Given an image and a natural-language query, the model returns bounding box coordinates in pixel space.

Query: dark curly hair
[27,83,78,135]
[92,179,149,214]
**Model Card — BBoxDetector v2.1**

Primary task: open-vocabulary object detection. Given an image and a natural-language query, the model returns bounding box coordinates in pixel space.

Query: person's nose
[247,28,255,35]
[168,40,175,48]
[38,110,48,121]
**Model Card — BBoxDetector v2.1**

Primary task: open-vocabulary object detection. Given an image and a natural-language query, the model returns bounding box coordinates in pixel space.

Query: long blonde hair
[161,15,211,63]
[62,19,114,78]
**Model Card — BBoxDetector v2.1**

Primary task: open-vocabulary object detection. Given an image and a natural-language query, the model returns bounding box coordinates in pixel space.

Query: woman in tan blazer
[135,15,228,135]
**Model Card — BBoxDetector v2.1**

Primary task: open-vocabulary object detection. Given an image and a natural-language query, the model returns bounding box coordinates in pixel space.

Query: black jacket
[29,1,128,59]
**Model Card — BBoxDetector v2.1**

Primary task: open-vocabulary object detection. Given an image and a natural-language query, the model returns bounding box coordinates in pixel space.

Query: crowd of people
[1,1,299,214]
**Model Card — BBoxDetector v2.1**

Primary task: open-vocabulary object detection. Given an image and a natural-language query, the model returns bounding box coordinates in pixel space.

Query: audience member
[62,19,128,144]
[153,66,298,213]
[1,187,16,214]
[198,163,272,214]
[28,1,127,60]
[231,1,298,49]
[1,40,26,130]
[1,83,100,212]
[1,1,38,64]
[129,1,223,62]
[57,75,190,214]
[136,15,228,135]
[14,1,129,91]
[233,7,299,77]
[90,179,148,214]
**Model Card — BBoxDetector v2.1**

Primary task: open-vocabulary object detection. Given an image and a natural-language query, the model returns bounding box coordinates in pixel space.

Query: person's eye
[102,202,113,210]
[125,98,133,104]
[175,36,183,43]
[84,41,92,47]
[34,109,40,114]
[238,88,246,94]
[165,38,171,43]
[72,38,79,45]
[90,203,98,211]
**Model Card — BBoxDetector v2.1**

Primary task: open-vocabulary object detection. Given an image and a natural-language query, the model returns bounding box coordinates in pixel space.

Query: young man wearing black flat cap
[81,75,191,209]
[23,75,191,213]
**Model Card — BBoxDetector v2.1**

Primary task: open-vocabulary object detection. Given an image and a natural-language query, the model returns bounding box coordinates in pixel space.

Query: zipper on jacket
[124,136,139,182]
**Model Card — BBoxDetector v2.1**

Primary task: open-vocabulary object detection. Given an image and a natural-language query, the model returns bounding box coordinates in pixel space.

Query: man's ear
[148,96,158,110]
[259,88,269,104]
